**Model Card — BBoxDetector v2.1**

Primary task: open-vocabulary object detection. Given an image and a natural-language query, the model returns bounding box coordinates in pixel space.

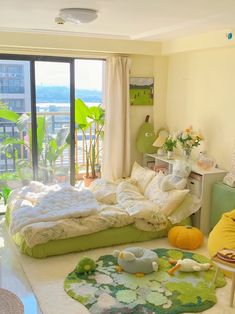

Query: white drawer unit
[187,173,202,199]
[144,153,227,234]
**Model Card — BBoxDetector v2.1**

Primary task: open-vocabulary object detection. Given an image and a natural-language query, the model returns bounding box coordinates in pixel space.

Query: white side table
[144,153,227,234]
[212,260,235,307]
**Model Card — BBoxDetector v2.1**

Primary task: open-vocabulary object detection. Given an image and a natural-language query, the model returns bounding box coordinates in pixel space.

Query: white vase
[167,151,174,159]
[157,148,164,156]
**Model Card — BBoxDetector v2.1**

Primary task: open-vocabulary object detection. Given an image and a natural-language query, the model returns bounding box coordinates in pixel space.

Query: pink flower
[24,134,30,151]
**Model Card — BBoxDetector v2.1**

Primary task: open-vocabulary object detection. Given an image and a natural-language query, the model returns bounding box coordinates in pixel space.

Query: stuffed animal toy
[113,247,158,276]
[161,160,191,191]
[136,115,158,154]
[167,258,211,275]
[76,257,96,274]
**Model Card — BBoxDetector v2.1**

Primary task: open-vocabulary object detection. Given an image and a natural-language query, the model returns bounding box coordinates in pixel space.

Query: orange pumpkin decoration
[168,225,204,250]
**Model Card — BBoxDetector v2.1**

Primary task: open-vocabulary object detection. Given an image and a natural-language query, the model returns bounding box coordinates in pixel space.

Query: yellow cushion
[208,209,235,277]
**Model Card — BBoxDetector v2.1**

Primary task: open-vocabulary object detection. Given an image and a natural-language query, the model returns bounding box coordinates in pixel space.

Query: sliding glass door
[0,59,33,189]
[74,59,104,181]
[0,54,104,190]
[35,61,71,184]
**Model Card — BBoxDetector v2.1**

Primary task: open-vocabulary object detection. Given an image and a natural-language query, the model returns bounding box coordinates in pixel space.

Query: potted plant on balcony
[55,166,69,183]
[75,98,105,187]
[0,102,69,184]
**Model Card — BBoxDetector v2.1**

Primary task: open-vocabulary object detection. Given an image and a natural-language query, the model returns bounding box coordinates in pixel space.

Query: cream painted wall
[162,30,235,55]
[130,55,155,164]
[166,47,235,170]
[0,31,161,56]
[130,55,168,164]
[153,56,168,132]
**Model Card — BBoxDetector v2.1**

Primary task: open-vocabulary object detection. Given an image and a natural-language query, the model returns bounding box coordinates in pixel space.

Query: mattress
[5,207,191,258]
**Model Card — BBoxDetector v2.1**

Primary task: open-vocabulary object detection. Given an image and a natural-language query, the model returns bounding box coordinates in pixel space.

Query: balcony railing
[0,111,102,183]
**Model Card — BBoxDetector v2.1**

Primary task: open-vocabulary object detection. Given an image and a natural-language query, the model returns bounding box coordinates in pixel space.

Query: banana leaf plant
[0,102,69,183]
[0,186,11,205]
[75,98,105,179]
[45,127,70,178]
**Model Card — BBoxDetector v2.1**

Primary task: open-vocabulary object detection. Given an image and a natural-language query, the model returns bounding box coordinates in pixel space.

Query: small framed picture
[130,77,154,106]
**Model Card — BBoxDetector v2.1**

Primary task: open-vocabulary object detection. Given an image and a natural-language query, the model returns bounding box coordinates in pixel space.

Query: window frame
[0,53,105,185]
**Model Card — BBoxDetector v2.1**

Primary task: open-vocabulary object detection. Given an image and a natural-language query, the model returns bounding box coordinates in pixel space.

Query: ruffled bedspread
[10,185,99,235]
[8,179,200,248]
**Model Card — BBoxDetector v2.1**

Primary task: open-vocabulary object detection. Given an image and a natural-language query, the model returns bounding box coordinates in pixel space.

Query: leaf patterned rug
[64,248,226,314]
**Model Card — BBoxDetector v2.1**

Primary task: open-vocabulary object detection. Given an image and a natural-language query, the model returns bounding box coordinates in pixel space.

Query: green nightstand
[210,182,235,230]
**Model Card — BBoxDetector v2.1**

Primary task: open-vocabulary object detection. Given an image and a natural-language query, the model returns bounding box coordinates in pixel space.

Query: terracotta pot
[83,175,98,187]
[56,175,67,183]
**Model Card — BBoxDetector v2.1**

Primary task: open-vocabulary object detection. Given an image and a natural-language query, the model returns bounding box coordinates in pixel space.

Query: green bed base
[5,207,191,259]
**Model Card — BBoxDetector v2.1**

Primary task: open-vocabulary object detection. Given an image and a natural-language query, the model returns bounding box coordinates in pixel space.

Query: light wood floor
[0,217,42,314]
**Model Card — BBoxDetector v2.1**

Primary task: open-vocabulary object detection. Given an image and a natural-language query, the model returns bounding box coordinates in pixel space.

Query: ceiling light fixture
[57,8,98,25]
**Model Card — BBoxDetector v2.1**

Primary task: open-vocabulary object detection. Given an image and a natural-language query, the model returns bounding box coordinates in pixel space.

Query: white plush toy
[168,258,211,275]
[160,160,191,191]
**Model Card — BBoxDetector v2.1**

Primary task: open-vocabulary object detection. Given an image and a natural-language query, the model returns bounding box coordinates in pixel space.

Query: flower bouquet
[176,126,203,159]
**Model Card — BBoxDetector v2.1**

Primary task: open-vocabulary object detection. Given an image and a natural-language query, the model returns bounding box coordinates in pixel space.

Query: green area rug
[64,248,226,314]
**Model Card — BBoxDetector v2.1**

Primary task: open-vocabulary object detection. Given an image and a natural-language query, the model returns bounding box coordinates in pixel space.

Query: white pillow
[117,180,145,206]
[125,199,160,219]
[168,194,201,224]
[144,171,165,199]
[152,189,189,216]
[90,178,117,204]
[131,162,156,194]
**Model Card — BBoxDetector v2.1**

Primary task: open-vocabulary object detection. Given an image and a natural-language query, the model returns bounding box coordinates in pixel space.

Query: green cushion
[210,182,235,230]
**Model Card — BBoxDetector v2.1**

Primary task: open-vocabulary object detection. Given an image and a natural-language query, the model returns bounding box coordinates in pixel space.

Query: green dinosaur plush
[76,257,96,274]
[136,115,157,153]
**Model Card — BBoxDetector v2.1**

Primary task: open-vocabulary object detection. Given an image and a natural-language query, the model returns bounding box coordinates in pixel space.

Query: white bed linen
[10,183,99,235]
[8,179,200,248]
[21,204,134,248]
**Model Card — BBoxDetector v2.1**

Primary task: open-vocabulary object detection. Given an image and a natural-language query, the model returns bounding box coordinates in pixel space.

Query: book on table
[212,249,235,268]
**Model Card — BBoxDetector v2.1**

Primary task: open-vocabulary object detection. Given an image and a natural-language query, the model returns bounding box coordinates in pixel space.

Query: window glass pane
[35,61,70,184]
[0,63,25,95]
[0,59,32,192]
[75,59,104,181]
[0,56,105,196]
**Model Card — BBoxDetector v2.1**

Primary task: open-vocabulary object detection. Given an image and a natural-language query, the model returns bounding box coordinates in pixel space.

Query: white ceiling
[1,0,235,41]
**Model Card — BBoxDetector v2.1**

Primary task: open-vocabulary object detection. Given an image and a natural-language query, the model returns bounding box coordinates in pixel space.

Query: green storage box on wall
[210,182,235,230]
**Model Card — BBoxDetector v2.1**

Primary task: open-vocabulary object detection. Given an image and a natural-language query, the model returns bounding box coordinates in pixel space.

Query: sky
[35,59,103,91]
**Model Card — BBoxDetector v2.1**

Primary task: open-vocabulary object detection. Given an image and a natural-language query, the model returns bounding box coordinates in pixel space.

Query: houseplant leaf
[0,186,11,205]
[36,116,46,155]
[89,106,104,121]
[46,138,57,162]
[0,105,19,123]
[56,127,70,147]
[16,113,31,132]
[75,98,90,130]
[29,116,46,156]
[1,137,25,146]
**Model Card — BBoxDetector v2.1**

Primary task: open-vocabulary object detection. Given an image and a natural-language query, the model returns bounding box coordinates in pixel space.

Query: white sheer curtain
[102,56,131,181]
